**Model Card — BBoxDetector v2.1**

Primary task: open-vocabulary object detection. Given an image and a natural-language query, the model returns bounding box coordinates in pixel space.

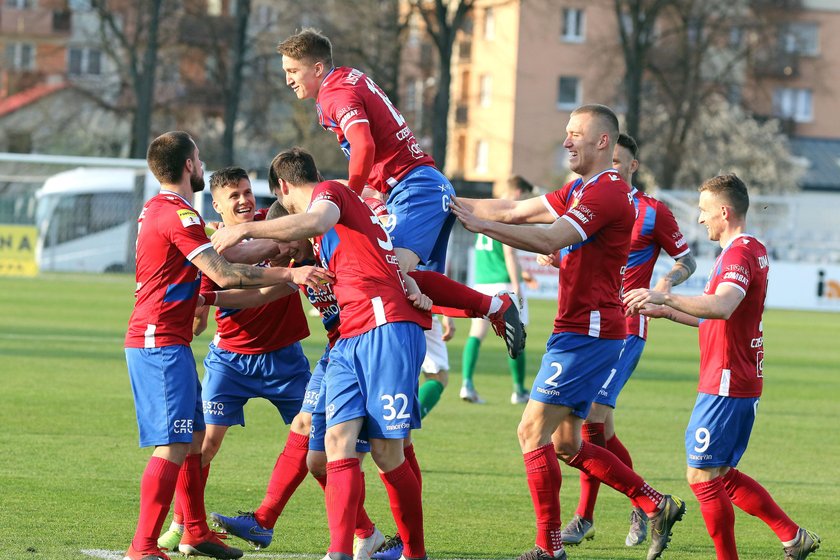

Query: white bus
[35,167,274,273]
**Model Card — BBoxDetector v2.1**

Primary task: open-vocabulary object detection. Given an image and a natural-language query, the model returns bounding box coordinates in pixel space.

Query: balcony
[753,50,799,78]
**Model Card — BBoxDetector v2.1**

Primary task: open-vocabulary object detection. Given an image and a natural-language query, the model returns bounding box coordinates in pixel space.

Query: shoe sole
[502,304,526,359]
[561,529,595,546]
[179,543,243,559]
[646,499,686,560]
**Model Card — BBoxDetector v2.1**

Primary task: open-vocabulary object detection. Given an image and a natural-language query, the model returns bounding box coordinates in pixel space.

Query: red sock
[354,472,376,539]
[326,458,361,556]
[523,444,563,555]
[380,459,425,559]
[606,434,633,469]
[606,434,640,508]
[568,441,663,514]
[316,471,373,538]
[131,456,180,554]
[722,469,798,542]
[690,478,738,560]
[177,454,211,539]
[576,423,605,521]
[409,270,492,317]
[255,431,310,529]
[404,443,422,492]
[430,305,470,318]
[173,462,209,526]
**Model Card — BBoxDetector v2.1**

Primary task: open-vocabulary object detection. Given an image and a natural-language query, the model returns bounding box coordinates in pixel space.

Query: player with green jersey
[461,176,537,404]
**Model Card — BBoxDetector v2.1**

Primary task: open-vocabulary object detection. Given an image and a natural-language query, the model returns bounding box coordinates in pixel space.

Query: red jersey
[698,235,769,398]
[542,170,634,339]
[316,66,436,193]
[125,191,212,348]
[201,213,309,354]
[624,189,691,339]
[309,180,431,338]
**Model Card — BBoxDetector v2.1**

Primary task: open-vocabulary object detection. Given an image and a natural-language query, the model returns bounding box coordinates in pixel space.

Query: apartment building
[436,0,840,191]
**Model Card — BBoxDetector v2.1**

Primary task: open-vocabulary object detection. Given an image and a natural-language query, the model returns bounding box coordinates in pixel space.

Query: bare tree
[412,0,476,169]
[221,0,252,165]
[612,0,671,141]
[91,0,168,159]
[612,0,800,188]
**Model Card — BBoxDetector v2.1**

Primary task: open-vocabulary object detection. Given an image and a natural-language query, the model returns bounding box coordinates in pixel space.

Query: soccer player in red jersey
[560,133,697,548]
[451,105,685,560]
[123,132,331,560]
[269,28,525,360]
[157,168,315,553]
[213,147,432,560]
[623,174,820,560]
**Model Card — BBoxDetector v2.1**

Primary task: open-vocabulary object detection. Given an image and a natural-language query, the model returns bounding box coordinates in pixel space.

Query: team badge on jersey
[177,209,201,228]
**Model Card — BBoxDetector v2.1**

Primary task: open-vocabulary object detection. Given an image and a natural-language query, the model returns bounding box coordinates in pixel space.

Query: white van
[35,167,274,272]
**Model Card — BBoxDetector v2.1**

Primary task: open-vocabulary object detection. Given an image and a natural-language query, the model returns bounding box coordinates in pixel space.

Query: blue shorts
[201,342,311,427]
[685,393,759,468]
[325,322,425,439]
[593,335,647,408]
[386,165,456,274]
[301,344,330,415]
[530,333,625,418]
[126,345,206,448]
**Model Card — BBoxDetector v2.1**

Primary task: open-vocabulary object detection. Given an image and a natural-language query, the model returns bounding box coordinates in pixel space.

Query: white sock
[781,528,802,548]
[487,295,504,315]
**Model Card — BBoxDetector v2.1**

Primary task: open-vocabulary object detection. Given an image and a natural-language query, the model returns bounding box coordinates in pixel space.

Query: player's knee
[553,439,578,463]
[291,412,311,435]
[370,439,404,472]
[307,451,327,478]
[425,369,449,388]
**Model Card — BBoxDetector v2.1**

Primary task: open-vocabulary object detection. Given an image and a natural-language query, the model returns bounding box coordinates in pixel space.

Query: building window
[557,76,581,110]
[479,74,492,107]
[483,7,495,40]
[782,22,819,56]
[68,47,102,76]
[68,0,91,10]
[5,43,35,71]
[474,140,489,174]
[5,0,35,8]
[773,88,813,123]
[561,8,585,43]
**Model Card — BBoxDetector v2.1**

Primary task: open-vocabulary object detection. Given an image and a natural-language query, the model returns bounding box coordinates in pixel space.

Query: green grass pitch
[0,273,836,560]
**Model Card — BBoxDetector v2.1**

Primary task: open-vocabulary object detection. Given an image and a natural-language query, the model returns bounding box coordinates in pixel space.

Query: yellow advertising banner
[0,224,38,276]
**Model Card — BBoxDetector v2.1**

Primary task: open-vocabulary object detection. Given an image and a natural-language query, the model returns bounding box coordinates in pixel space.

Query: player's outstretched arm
[200,282,298,310]
[212,204,340,254]
[453,195,554,224]
[624,284,744,321]
[452,198,583,254]
[636,303,701,327]
[219,239,283,265]
[652,253,697,292]
[192,247,333,290]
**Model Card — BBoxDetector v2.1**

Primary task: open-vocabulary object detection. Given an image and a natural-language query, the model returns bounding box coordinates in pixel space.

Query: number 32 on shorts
[381,393,411,421]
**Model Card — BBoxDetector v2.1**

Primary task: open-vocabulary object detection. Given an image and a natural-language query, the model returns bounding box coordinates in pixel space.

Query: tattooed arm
[652,253,697,292]
[191,247,333,290]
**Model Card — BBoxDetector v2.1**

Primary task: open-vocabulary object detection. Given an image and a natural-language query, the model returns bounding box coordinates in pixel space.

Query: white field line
[81,549,495,560]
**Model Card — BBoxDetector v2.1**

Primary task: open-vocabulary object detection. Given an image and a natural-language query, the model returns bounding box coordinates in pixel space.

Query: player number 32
[381,393,411,421]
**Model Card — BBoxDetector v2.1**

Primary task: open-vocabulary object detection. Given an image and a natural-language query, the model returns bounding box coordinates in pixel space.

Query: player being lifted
[624,174,820,560]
